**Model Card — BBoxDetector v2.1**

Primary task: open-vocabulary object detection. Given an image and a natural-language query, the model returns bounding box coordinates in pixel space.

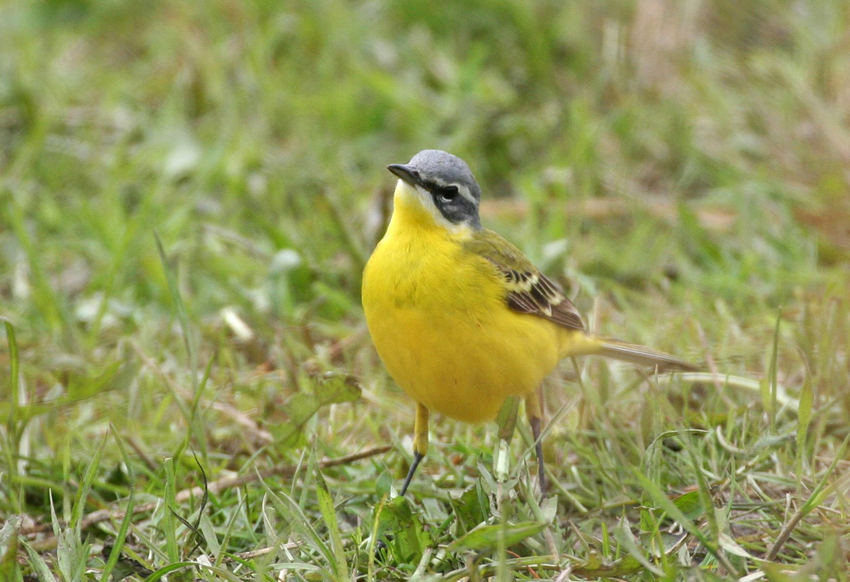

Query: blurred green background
[1,0,849,579]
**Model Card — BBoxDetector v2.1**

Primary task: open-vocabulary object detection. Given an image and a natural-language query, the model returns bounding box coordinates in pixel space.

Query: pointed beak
[387,163,425,188]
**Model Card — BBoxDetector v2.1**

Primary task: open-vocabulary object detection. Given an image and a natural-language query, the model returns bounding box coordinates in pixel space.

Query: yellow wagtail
[362,149,696,495]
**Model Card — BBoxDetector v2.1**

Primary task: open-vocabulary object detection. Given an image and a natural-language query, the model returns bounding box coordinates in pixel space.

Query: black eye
[439,185,459,201]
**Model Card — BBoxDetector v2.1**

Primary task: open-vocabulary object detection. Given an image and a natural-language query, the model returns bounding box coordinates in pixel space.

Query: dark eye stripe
[427,181,458,200]
[424,181,481,227]
[439,185,458,199]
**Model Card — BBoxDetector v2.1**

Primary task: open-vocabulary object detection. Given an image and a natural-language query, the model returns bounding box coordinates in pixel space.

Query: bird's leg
[399,402,429,496]
[524,387,547,494]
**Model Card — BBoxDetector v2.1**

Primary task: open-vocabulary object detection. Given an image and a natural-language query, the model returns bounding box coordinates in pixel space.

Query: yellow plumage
[365,186,562,422]
[362,150,695,494]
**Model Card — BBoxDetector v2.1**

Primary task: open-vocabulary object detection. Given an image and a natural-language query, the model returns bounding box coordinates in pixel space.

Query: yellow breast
[362,184,564,423]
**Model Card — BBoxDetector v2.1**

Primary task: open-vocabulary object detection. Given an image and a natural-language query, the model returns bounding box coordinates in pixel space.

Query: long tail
[597,338,699,372]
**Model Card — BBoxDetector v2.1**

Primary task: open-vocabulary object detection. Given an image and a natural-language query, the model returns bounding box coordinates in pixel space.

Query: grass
[1,0,849,580]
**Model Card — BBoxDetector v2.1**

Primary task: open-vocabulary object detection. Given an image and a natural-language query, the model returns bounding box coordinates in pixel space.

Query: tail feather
[597,338,698,372]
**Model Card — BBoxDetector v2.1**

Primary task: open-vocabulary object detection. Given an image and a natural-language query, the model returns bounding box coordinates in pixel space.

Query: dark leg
[524,388,548,494]
[378,404,430,555]
[399,402,429,496]
[399,450,424,496]
[529,415,547,494]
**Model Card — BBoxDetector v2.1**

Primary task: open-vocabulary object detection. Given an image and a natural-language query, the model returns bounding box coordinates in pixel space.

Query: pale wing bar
[497,266,585,331]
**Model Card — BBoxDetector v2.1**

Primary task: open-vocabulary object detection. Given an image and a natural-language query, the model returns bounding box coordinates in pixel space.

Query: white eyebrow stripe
[456,184,476,204]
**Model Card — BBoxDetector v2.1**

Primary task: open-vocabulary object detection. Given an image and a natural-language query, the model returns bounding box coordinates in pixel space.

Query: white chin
[396,180,433,208]
[396,181,466,232]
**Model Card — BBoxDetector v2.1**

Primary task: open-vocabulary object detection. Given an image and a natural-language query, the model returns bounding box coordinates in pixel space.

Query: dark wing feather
[500,268,585,330]
[465,230,586,331]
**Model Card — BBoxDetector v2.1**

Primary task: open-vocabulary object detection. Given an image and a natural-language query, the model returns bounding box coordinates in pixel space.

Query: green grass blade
[632,469,739,576]
[3,320,19,430]
[22,541,57,582]
[99,426,137,582]
[0,525,21,582]
[314,463,349,581]
[796,370,814,473]
[612,517,664,576]
[260,477,336,579]
[767,310,782,432]
[153,230,198,393]
[2,320,22,513]
[766,432,850,561]
[188,354,216,466]
[4,201,71,341]
[447,521,547,553]
[70,433,108,530]
[163,457,181,565]
[132,561,197,582]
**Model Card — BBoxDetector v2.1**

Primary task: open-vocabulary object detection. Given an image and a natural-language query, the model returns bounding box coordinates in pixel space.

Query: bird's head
[387,150,482,231]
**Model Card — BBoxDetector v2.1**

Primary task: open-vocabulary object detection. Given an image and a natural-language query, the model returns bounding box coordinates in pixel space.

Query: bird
[361,149,696,495]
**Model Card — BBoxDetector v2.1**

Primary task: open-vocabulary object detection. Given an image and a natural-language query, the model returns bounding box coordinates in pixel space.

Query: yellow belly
[362,217,565,423]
